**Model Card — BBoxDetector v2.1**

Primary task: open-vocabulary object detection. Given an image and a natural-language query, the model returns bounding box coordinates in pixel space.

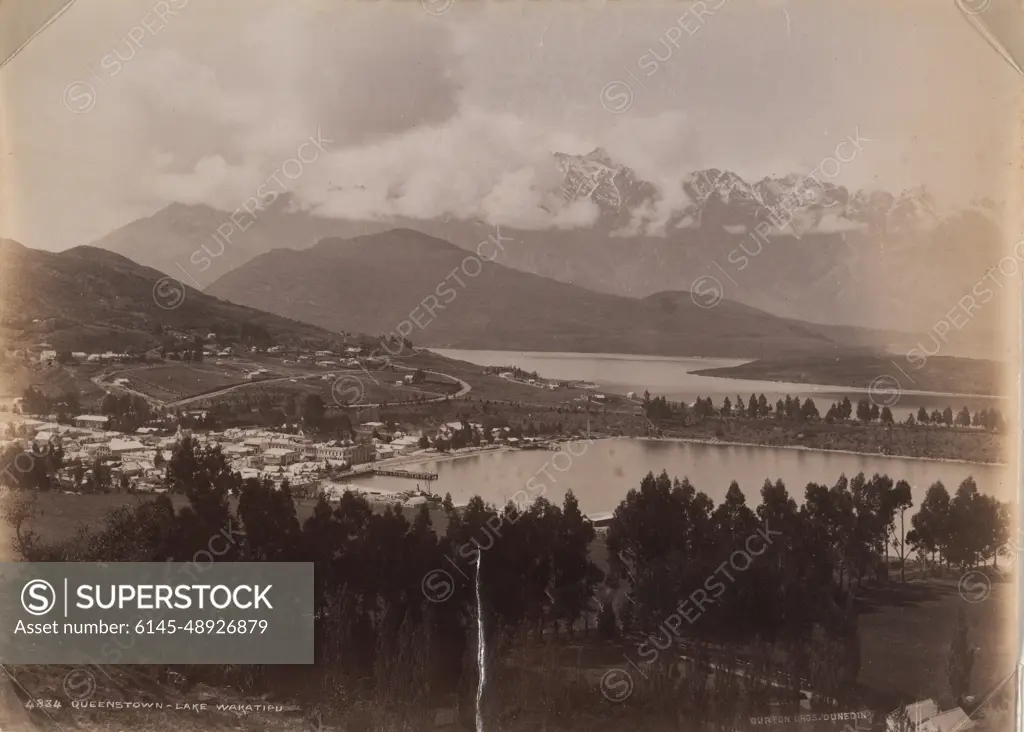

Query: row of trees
[909,405,1006,431]
[644,392,828,424]
[908,479,1011,570]
[641,390,1006,433]
[3,438,1010,726]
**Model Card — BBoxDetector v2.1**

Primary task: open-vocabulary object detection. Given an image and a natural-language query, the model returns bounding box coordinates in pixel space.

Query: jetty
[372,467,438,481]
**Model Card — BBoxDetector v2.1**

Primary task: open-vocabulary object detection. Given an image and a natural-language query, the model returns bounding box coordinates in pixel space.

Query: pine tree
[597,601,618,639]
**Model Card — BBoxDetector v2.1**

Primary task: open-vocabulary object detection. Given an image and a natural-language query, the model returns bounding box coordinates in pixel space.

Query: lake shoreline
[625,435,1007,468]
[389,434,1006,474]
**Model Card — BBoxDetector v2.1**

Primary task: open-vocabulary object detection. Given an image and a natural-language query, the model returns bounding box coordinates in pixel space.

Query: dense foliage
[1,436,1012,728]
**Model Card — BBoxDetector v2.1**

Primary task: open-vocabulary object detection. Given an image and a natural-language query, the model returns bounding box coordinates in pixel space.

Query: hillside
[692,354,1005,397]
[206,229,857,359]
[0,239,354,353]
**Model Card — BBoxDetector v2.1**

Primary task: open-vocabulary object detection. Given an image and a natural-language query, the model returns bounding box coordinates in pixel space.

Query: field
[241,368,461,408]
[856,575,1016,710]
[105,362,271,403]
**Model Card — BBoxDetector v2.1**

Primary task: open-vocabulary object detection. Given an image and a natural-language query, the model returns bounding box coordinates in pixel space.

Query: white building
[108,438,148,457]
[886,699,974,732]
[74,415,110,429]
[263,447,300,466]
[390,435,421,454]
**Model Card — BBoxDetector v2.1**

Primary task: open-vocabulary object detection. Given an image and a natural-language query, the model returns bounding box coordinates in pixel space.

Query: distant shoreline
[388,434,1006,472]
[626,435,1007,468]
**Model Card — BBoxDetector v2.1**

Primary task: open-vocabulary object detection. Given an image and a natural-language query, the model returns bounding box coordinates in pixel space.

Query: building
[108,438,148,457]
[886,699,974,732]
[305,441,375,465]
[390,435,422,455]
[262,447,301,466]
[84,443,111,458]
[74,415,110,429]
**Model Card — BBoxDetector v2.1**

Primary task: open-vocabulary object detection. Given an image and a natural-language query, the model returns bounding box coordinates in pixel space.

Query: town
[1,334,603,509]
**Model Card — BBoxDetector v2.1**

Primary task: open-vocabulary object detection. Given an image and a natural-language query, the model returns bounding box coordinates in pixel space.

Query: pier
[372,467,439,481]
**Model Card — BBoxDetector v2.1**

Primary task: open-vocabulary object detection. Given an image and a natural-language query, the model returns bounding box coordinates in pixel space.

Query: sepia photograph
[0,1,1020,730]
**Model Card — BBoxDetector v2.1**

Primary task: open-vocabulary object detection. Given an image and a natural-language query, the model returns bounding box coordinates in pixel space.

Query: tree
[417,435,430,449]
[947,607,975,707]
[869,402,880,422]
[909,482,950,572]
[946,478,986,568]
[303,394,325,429]
[91,457,111,493]
[757,394,768,417]
[552,491,598,635]
[880,406,893,424]
[721,397,732,418]
[918,406,930,424]
[856,399,871,422]
[840,397,852,420]
[800,398,819,422]
[888,480,913,581]
[942,406,954,426]
[955,407,971,428]
[597,601,618,639]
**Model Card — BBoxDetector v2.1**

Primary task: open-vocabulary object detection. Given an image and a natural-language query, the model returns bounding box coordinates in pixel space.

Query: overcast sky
[0,0,1019,251]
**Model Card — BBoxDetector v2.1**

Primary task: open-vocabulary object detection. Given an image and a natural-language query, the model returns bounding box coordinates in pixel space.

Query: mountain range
[90,149,1006,356]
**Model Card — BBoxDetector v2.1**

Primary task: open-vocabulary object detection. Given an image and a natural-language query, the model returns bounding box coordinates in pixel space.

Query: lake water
[363,439,1013,521]
[431,349,1005,418]
[371,350,1016,522]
